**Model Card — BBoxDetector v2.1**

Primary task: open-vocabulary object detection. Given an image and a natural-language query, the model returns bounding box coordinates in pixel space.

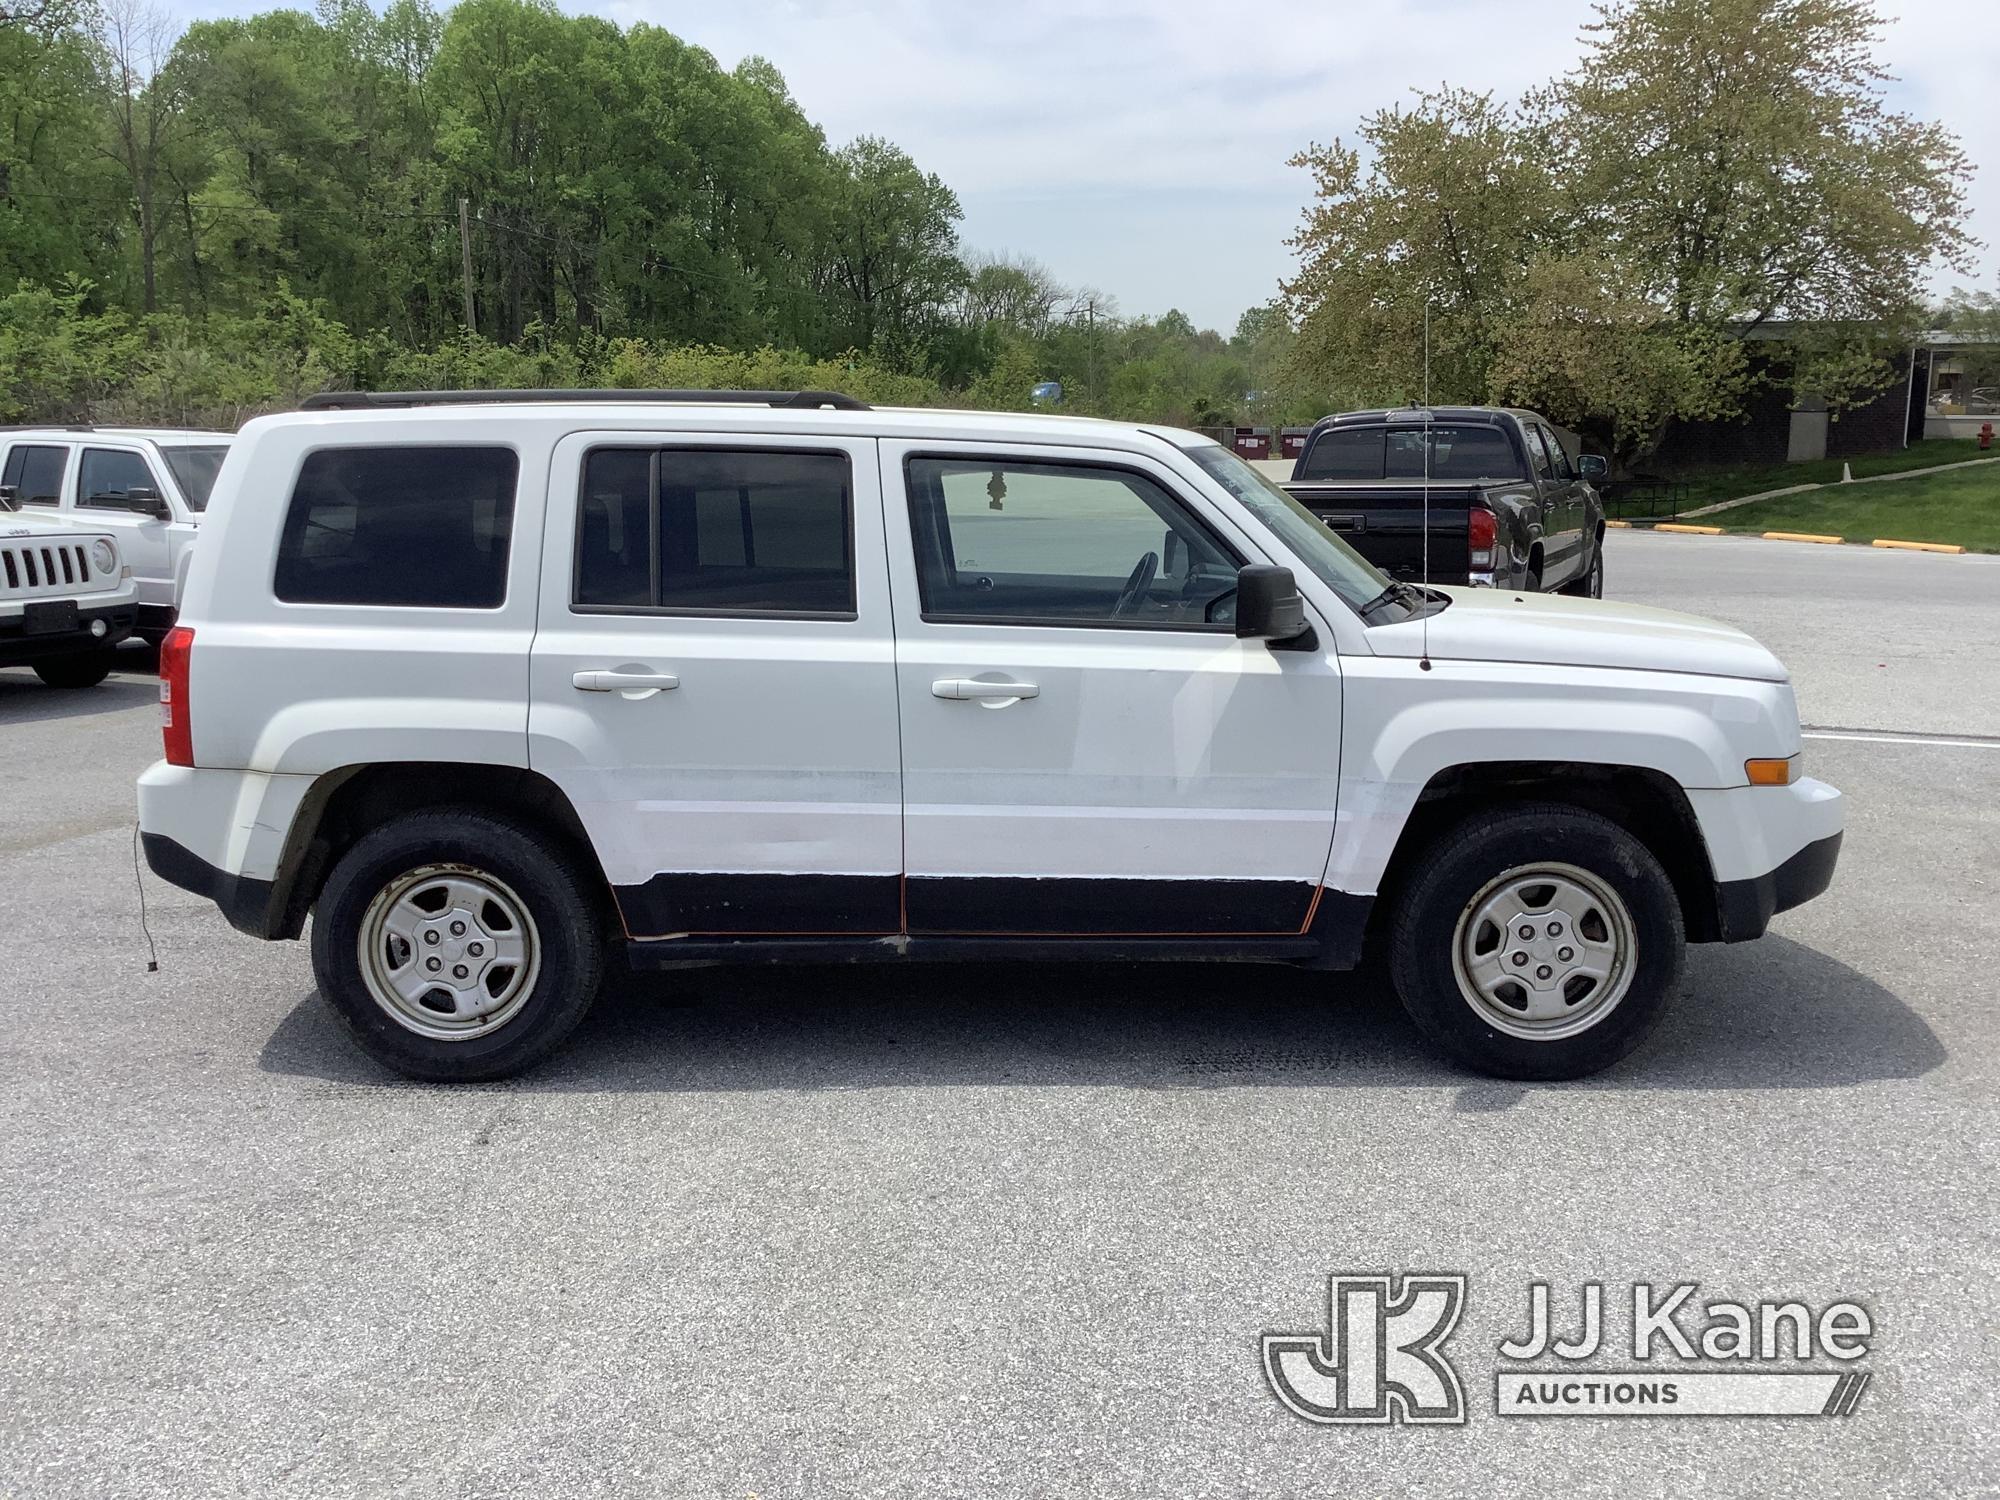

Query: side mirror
[0,484,17,513]
[1235,563,1311,645]
[1577,454,1608,481]
[118,487,171,519]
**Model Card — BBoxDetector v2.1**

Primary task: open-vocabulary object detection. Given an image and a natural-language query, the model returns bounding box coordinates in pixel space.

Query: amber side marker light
[1745,756,1801,787]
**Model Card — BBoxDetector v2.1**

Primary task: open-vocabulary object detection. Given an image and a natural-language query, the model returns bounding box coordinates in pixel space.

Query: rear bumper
[141,832,280,938]
[136,761,318,938]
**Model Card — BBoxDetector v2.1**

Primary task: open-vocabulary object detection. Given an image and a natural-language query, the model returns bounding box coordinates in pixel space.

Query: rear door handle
[574,670,680,693]
[932,678,1038,702]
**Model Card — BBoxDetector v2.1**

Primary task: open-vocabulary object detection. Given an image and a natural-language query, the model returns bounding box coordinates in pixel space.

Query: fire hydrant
[1982,421,1994,452]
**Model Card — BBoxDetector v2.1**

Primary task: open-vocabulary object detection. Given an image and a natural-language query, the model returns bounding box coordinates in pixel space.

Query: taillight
[1468,507,1497,568]
[160,626,194,766]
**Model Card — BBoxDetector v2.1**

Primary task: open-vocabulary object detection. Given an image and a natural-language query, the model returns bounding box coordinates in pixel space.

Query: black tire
[1563,543,1605,598]
[32,652,114,689]
[1387,804,1684,1080]
[311,810,605,1082]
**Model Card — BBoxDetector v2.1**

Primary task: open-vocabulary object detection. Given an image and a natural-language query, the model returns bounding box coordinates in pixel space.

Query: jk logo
[1262,1274,1467,1425]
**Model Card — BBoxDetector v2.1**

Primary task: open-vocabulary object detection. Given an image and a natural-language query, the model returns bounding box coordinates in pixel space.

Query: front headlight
[91,539,116,573]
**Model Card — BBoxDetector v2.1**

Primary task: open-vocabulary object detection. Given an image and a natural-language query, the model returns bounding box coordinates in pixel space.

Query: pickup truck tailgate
[1283,482,1477,584]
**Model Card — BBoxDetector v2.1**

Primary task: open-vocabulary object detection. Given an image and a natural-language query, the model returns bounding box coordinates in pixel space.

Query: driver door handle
[932,678,1038,702]
[574,670,680,692]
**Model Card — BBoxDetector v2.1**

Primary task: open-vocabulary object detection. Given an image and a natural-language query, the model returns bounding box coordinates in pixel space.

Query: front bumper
[1714,831,1842,942]
[0,600,136,665]
[1687,776,1845,942]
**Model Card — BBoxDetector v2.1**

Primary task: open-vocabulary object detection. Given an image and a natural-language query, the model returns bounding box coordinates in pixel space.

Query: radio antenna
[1420,299,1433,671]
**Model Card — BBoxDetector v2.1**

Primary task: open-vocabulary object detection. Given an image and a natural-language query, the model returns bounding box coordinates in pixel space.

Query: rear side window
[573,448,854,617]
[274,447,518,608]
[78,448,159,507]
[2,445,67,505]
[1297,428,1384,480]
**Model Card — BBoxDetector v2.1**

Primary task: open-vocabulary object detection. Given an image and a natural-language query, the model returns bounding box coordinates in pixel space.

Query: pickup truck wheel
[311,811,603,1082]
[1388,805,1684,1080]
[31,653,115,689]
[1563,548,1605,598]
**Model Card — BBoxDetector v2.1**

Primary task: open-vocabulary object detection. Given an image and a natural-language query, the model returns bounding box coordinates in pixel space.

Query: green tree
[1282,0,1974,462]
[816,135,964,362]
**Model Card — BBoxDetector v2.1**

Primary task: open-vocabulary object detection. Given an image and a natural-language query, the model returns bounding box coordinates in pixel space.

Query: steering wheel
[1112,550,1159,618]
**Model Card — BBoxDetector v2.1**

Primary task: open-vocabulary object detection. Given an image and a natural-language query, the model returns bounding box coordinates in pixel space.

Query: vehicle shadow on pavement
[256,933,1943,1099]
[0,656,158,728]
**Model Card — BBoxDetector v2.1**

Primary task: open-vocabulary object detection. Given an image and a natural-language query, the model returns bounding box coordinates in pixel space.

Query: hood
[2,511,112,541]
[1366,586,1789,683]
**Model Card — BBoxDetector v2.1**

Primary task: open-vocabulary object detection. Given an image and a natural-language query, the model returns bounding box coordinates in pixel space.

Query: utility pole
[457,198,477,333]
[1086,297,1097,402]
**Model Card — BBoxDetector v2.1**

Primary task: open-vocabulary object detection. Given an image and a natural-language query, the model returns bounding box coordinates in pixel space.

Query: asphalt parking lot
[2,530,1996,1498]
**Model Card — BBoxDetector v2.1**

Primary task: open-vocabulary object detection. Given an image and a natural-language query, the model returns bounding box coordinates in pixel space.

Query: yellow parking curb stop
[1871,539,1965,554]
[1605,519,1632,529]
[1656,524,1723,535]
[1763,531,1843,544]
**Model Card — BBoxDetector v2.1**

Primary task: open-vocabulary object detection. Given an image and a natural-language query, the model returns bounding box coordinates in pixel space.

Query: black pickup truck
[1282,407,1607,596]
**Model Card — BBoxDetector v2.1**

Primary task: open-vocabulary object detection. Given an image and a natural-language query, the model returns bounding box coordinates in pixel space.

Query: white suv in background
[0,426,233,642]
[0,502,138,686]
[136,390,1843,1084]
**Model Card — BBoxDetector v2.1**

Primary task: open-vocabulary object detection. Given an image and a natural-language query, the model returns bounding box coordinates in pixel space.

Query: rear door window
[2,445,69,506]
[573,447,855,617]
[274,446,519,608]
[1537,425,1574,480]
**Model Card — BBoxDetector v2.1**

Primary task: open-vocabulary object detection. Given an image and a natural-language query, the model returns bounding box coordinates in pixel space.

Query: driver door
[881,441,1344,936]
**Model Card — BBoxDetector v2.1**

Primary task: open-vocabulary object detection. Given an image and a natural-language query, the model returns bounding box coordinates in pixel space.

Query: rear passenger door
[527,433,903,941]
[1522,424,1582,582]
[1,443,71,509]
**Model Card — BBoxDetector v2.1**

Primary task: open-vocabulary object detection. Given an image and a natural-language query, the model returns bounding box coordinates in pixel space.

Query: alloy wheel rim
[1450,861,1636,1040]
[356,863,540,1041]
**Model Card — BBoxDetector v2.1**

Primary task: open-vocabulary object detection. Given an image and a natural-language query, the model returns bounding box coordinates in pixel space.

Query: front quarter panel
[1325,653,1804,895]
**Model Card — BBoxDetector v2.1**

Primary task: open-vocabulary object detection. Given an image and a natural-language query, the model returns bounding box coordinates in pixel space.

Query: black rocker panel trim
[613,872,901,937]
[903,875,1318,935]
[612,872,1374,962]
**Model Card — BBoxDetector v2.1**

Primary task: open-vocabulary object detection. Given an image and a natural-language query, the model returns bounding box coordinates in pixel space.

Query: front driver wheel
[311,810,604,1082]
[1388,805,1683,1079]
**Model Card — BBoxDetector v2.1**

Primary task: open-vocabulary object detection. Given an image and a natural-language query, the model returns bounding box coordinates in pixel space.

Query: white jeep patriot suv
[0,425,233,643]
[1,501,139,686]
[136,390,1843,1083]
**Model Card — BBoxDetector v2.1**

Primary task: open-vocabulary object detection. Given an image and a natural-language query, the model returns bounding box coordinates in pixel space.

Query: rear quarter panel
[181,418,550,774]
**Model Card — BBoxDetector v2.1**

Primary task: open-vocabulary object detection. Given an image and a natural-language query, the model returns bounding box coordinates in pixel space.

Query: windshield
[1181,441,1396,615]
[158,445,229,511]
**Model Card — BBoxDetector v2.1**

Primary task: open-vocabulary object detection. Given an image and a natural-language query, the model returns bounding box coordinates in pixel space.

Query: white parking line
[1802,731,2000,750]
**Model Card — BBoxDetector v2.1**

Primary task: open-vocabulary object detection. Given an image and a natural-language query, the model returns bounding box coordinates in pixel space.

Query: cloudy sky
[163,0,1996,333]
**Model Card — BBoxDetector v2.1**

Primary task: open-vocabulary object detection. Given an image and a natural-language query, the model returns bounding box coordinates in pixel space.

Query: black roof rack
[298,388,871,412]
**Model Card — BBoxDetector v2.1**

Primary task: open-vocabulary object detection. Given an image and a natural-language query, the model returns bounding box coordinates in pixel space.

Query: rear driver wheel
[311,810,604,1081]
[1563,546,1605,598]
